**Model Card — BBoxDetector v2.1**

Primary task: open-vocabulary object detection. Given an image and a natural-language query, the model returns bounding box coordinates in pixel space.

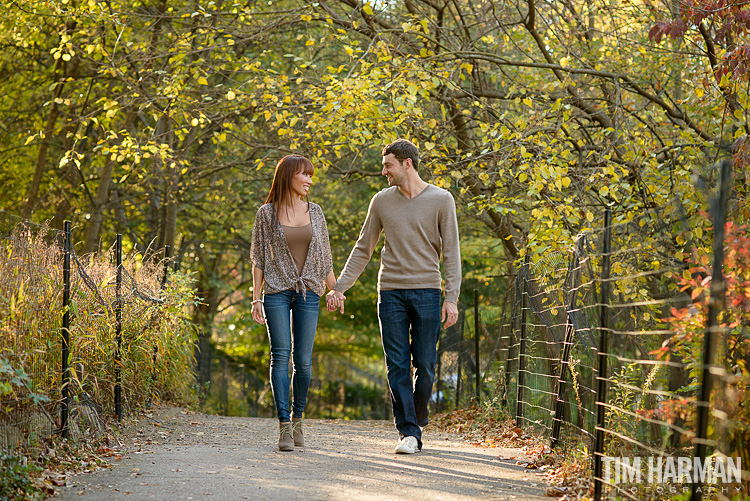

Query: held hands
[442,301,458,328]
[326,290,346,314]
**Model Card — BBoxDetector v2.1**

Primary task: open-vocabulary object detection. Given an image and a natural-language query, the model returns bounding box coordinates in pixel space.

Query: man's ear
[404,158,412,170]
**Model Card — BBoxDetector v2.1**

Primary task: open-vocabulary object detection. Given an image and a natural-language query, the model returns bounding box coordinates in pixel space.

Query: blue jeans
[377,288,442,449]
[263,289,319,422]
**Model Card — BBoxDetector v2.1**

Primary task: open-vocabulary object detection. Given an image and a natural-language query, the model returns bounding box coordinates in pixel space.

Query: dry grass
[0,224,198,444]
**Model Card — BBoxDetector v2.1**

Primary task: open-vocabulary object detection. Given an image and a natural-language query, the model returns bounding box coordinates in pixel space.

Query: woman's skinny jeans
[263,289,319,422]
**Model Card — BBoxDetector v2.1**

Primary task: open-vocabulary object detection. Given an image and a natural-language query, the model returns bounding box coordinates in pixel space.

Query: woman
[250,154,340,451]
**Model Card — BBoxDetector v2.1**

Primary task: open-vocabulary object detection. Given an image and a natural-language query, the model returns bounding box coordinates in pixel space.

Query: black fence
[204,349,392,422]
[0,213,181,453]
[455,161,746,499]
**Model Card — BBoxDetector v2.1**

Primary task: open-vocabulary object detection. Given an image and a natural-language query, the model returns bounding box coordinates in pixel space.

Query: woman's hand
[252,301,265,324]
[326,290,346,314]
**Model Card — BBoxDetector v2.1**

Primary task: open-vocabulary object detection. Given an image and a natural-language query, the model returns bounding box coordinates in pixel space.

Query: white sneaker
[394,436,420,454]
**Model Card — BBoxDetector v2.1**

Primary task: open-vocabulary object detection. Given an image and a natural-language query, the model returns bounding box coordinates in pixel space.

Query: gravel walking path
[54,407,552,501]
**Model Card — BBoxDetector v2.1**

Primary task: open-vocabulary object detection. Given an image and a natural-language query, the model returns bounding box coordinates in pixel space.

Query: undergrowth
[0,224,198,498]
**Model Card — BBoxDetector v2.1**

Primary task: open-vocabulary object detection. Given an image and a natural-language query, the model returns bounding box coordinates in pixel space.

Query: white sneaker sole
[394,445,420,454]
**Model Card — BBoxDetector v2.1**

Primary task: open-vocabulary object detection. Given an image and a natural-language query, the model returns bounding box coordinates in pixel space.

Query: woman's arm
[325,270,336,292]
[251,265,265,324]
[325,269,345,313]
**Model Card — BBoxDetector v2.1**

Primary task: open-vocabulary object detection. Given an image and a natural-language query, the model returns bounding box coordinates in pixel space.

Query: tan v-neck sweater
[334,184,462,303]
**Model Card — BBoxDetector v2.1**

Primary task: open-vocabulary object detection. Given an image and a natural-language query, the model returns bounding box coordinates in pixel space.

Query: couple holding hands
[250,139,461,454]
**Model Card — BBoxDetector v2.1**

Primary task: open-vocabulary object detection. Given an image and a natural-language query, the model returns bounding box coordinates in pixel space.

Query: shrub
[0,224,198,438]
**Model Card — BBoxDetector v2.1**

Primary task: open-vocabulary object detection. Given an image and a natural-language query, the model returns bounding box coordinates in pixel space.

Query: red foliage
[650,222,750,453]
[649,1,750,81]
[653,221,750,362]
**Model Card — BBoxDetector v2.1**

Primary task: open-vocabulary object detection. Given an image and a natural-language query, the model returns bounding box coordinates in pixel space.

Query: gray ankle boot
[292,416,304,447]
[278,421,294,451]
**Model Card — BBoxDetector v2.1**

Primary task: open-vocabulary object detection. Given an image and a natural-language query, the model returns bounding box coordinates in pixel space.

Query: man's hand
[326,290,346,314]
[441,301,458,328]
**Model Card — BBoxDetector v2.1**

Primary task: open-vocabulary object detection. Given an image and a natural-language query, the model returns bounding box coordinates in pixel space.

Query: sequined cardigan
[250,202,333,298]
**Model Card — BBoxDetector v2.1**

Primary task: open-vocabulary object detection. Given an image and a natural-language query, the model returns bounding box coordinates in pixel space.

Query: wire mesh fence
[203,348,392,422]
[0,212,194,454]
[0,214,65,451]
[456,161,747,499]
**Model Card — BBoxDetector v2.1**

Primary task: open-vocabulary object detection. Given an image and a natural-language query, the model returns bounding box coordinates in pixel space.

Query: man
[326,138,461,454]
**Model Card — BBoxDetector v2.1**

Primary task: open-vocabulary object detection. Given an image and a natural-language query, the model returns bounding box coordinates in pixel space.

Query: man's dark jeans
[377,288,441,449]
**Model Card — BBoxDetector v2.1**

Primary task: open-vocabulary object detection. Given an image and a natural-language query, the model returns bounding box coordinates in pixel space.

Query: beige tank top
[282,223,312,275]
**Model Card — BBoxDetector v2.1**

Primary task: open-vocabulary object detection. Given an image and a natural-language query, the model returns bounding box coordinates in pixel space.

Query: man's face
[381,153,408,186]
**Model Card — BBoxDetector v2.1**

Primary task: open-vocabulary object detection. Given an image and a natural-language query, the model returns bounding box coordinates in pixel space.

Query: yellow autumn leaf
[227,90,236,100]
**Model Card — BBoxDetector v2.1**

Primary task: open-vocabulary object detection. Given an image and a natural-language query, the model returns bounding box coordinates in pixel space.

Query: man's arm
[440,192,462,327]
[333,195,383,294]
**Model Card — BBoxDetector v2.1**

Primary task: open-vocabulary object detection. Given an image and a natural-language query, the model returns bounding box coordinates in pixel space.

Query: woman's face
[290,169,313,199]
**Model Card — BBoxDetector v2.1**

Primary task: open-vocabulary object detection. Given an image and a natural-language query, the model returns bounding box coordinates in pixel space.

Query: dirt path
[54,407,552,500]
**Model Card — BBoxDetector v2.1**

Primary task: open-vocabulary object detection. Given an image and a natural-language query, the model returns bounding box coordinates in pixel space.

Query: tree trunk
[84,161,115,253]
[193,253,222,402]
[23,18,78,218]
[23,62,63,218]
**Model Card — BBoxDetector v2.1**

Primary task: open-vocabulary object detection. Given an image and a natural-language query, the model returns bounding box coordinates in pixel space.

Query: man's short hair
[382,139,419,171]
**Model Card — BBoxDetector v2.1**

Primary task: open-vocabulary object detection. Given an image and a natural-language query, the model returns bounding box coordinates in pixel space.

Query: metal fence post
[691,160,731,501]
[474,288,480,399]
[161,245,171,288]
[115,234,123,421]
[551,316,576,449]
[61,221,71,438]
[504,274,519,412]
[516,254,530,428]
[594,207,612,501]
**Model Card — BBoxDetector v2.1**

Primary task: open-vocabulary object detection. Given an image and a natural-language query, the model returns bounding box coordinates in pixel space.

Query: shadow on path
[55,407,551,501]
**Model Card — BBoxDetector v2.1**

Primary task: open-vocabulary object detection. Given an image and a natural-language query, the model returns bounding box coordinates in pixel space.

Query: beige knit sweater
[334,184,462,303]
